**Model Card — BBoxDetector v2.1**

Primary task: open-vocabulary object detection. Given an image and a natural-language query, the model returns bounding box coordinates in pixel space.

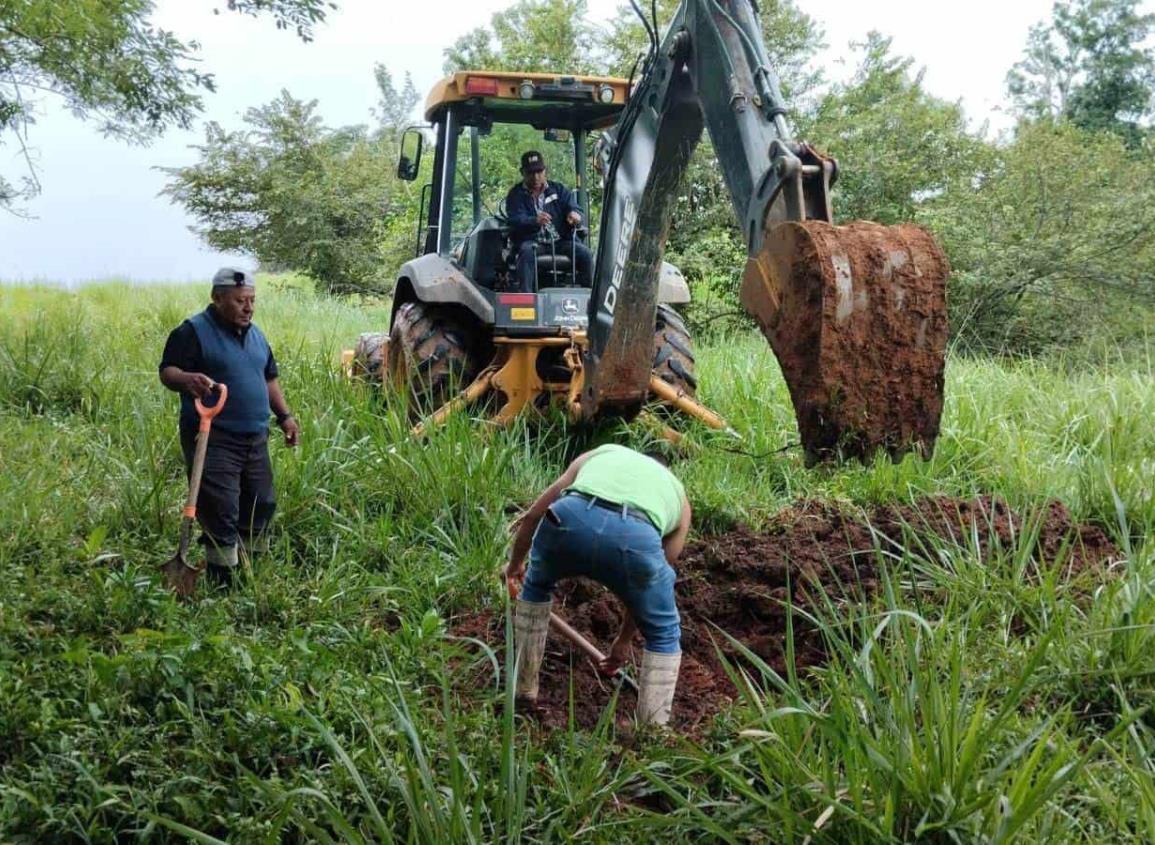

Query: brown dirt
[449,496,1118,733]
[740,220,950,462]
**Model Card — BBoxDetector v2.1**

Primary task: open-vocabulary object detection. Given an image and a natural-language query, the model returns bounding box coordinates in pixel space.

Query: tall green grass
[1,278,1153,842]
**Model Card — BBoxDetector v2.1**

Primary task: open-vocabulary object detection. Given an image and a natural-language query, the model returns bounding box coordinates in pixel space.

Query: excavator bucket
[740,220,950,462]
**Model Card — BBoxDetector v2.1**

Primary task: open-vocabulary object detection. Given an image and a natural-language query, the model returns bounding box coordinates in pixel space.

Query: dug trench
[449,495,1119,732]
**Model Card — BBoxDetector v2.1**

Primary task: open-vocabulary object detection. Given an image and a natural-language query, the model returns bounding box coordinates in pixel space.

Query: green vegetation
[1007,0,1155,145]
[1,279,1153,842]
[4,0,1155,840]
[161,77,420,294]
[0,0,336,208]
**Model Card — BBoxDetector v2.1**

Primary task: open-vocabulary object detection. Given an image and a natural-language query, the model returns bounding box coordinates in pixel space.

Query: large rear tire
[387,301,480,415]
[652,304,697,398]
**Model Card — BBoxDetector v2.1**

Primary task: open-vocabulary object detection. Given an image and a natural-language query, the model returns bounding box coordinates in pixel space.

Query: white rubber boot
[637,650,681,725]
[513,599,552,701]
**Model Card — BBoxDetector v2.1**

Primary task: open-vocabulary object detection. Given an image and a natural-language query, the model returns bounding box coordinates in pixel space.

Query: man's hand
[536,211,552,226]
[503,558,526,587]
[599,635,632,676]
[279,415,300,447]
[566,210,582,226]
[183,373,216,398]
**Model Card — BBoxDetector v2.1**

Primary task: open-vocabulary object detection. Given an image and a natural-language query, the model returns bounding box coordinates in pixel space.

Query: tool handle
[182,383,227,518]
[508,574,606,660]
[548,612,608,664]
[194,383,228,433]
[183,430,210,518]
[508,576,637,690]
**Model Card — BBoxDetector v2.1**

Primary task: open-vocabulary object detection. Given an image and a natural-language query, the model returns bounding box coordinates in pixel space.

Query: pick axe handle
[507,576,639,692]
[548,612,606,665]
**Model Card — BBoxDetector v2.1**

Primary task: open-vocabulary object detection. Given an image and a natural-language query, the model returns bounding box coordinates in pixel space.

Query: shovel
[162,383,228,598]
[507,576,639,693]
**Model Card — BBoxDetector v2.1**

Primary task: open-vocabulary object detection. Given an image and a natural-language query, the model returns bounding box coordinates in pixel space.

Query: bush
[922,121,1155,354]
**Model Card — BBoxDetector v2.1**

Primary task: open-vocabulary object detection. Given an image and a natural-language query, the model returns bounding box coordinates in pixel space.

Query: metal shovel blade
[161,518,203,599]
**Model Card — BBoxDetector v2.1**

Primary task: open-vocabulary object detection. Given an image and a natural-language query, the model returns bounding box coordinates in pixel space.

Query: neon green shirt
[566,444,686,535]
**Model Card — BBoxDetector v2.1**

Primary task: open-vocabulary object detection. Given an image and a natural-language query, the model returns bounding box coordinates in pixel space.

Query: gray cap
[211,267,255,289]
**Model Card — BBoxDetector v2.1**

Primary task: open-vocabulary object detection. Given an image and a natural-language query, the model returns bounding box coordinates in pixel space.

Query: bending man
[504,444,691,725]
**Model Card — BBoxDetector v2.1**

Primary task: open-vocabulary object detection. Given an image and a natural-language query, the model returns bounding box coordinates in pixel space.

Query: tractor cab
[395,71,634,335]
[350,70,694,427]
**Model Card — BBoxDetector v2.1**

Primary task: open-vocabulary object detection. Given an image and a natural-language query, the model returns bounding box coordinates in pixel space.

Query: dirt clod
[450,496,1118,732]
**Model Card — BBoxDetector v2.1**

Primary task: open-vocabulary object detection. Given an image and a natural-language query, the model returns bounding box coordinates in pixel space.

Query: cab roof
[424,71,630,130]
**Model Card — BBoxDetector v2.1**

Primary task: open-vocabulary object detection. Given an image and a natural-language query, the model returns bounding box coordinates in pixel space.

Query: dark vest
[180,308,271,434]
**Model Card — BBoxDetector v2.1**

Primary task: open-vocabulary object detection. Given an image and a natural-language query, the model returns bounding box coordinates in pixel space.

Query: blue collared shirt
[505,179,581,245]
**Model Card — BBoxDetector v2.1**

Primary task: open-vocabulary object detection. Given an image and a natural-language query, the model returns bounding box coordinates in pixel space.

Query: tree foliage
[163,74,419,294]
[803,32,985,226]
[0,0,336,208]
[1007,0,1155,144]
[443,0,598,75]
[373,64,419,140]
[924,120,1155,352]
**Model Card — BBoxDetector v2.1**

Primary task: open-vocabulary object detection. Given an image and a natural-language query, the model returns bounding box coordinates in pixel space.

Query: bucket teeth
[741,220,950,462]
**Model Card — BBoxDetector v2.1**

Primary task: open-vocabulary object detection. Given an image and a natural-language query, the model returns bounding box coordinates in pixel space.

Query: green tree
[602,0,679,77]
[442,0,599,75]
[372,65,424,272]
[923,120,1155,353]
[373,64,419,141]
[0,0,336,208]
[1007,0,1155,144]
[163,90,400,293]
[803,32,984,226]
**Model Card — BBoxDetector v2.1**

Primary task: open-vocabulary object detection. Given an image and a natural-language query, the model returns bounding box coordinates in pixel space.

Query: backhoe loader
[350,0,949,461]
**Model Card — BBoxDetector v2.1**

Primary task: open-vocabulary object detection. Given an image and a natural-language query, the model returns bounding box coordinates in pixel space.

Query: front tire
[387,301,480,415]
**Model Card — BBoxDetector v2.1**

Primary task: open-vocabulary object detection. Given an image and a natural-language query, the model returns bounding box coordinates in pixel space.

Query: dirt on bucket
[449,495,1119,732]
[740,221,950,462]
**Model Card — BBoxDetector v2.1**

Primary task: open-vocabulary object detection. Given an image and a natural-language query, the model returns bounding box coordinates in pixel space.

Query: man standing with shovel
[504,444,691,726]
[159,268,299,586]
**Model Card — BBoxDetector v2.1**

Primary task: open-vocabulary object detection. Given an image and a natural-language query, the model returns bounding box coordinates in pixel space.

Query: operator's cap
[520,150,545,173]
[211,267,255,289]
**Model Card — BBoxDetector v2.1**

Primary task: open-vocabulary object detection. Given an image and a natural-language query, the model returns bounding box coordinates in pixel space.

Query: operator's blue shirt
[505,180,581,247]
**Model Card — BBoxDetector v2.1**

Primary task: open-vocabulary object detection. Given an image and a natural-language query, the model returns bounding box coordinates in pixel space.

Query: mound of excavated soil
[450,496,1118,732]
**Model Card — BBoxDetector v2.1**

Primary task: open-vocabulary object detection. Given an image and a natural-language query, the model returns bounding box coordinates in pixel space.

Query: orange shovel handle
[194,383,228,432]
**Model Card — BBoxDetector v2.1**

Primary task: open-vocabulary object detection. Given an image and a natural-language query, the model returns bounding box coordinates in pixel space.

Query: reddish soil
[740,220,950,462]
[449,496,1118,732]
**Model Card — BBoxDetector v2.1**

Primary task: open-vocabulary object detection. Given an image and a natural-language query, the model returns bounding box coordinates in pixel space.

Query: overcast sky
[0,0,1115,283]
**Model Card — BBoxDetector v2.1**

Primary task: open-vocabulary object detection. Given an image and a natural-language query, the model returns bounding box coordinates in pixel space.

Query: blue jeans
[519,493,681,654]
